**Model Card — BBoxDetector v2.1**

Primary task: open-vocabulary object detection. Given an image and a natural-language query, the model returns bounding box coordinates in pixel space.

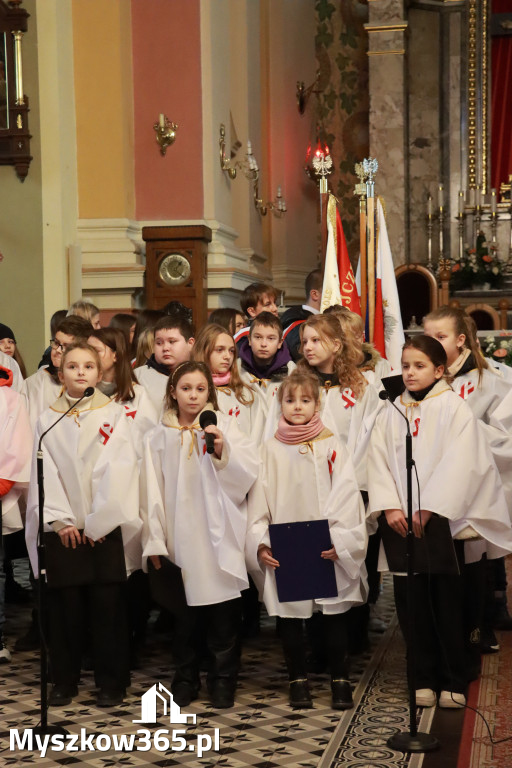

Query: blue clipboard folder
[269,519,338,603]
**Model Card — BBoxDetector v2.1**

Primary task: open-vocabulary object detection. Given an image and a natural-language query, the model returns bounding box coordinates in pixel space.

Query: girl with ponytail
[424,306,512,656]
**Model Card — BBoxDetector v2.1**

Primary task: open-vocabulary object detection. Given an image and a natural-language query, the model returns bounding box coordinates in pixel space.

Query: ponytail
[424,306,488,383]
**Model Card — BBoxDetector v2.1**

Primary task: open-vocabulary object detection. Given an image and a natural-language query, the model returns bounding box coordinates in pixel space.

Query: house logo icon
[133,682,196,725]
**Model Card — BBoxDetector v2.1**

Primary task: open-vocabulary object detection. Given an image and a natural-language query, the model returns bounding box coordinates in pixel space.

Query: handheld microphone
[199,410,217,455]
[38,386,95,451]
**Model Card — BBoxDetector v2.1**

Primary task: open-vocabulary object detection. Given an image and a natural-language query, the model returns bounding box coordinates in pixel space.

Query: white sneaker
[439,691,466,708]
[0,643,11,664]
[415,688,436,707]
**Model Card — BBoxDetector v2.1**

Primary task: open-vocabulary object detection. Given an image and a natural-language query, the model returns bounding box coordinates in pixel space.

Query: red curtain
[491,1,512,191]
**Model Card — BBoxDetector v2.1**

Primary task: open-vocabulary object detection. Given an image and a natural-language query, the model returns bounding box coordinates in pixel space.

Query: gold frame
[467,0,490,193]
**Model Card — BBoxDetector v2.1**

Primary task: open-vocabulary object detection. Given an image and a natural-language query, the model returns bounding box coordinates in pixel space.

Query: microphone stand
[380,391,439,753]
[30,387,94,739]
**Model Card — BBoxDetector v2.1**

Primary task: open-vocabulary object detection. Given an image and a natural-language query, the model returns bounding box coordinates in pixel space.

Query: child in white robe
[0,349,22,392]
[134,316,195,414]
[22,315,94,433]
[88,327,158,661]
[88,327,158,451]
[246,370,367,710]
[282,314,381,492]
[237,312,295,442]
[294,314,382,654]
[368,335,512,709]
[26,342,141,708]
[192,323,258,437]
[0,364,32,661]
[325,305,393,389]
[424,306,512,652]
[141,361,258,709]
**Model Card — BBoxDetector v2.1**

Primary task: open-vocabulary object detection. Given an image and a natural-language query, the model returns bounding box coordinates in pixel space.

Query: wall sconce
[219,124,237,179]
[154,114,178,156]
[241,142,286,218]
[254,182,287,218]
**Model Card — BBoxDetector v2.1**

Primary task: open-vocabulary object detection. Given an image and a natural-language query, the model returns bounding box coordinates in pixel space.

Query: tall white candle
[427,194,433,217]
[475,186,481,208]
[458,190,464,215]
[491,188,497,214]
[468,188,475,207]
[159,113,165,129]
[438,184,444,209]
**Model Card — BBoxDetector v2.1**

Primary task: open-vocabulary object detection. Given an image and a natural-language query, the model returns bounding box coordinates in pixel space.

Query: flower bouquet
[483,335,512,368]
[450,232,504,291]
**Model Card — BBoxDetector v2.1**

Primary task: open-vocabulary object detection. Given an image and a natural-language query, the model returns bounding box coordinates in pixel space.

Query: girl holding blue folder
[246,370,367,710]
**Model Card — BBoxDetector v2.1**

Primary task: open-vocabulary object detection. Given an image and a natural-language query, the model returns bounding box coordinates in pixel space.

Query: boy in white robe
[21,315,94,433]
[237,312,295,443]
[134,316,194,413]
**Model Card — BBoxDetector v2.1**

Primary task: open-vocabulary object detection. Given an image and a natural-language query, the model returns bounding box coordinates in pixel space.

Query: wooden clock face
[158,253,191,286]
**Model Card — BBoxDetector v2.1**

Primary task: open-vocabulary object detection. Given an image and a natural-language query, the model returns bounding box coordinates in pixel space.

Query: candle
[468,188,475,207]
[458,190,464,216]
[427,194,433,217]
[475,186,481,208]
[277,186,282,198]
[159,113,165,129]
[247,140,252,155]
[438,184,444,209]
[491,188,497,214]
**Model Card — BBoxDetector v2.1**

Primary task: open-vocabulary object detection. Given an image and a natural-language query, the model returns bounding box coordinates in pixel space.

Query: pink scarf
[212,371,231,386]
[275,413,325,444]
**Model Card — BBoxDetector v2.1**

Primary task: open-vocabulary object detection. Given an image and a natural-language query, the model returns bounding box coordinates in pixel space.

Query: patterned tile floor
[0,572,430,768]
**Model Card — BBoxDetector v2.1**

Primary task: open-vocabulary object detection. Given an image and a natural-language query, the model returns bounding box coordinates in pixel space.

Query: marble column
[365,0,408,266]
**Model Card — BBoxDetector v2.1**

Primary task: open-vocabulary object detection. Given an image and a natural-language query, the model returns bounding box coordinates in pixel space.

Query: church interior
[1,1,512,766]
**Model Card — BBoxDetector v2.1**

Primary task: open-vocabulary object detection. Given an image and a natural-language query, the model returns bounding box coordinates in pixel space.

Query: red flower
[482,255,492,263]
[452,264,461,272]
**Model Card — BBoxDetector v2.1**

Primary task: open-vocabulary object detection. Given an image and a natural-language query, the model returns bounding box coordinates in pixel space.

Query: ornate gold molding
[482,0,488,194]
[365,24,408,33]
[467,0,490,192]
[367,50,406,56]
[467,0,477,189]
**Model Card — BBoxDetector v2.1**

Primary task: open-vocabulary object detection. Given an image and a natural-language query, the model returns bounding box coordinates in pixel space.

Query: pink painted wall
[131,0,203,220]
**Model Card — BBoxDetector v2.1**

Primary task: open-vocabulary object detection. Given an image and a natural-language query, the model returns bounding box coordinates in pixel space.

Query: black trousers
[47,582,129,690]
[171,597,242,691]
[280,613,349,680]
[393,541,468,693]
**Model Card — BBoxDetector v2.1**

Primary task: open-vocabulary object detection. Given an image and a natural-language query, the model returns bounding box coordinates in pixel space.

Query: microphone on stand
[379,385,437,753]
[32,384,95,739]
[38,386,95,452]
[379,388,411,437]
[199,410,217,454]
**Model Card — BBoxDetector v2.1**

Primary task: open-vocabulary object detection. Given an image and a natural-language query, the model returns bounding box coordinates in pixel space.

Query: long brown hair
[298,314,367,398]
[424,306,488,383]
[165,361,219,413]
[88,327,136,402]
[192,324,254,405]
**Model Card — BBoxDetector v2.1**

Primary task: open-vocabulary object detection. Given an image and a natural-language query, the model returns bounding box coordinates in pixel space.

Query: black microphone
[199,410,217,455]
[38,386,95,451]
